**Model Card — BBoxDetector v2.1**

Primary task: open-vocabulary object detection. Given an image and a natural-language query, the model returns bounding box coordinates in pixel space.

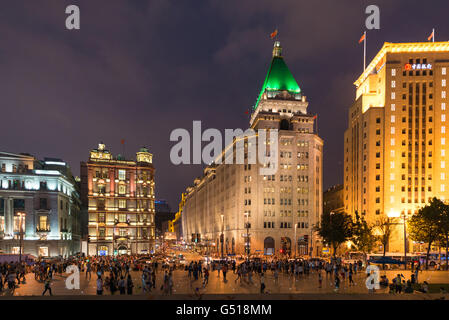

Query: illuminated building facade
[80,143,155,255]
[323,185,344,215]
[344,42,449,252]
[182,42,323,257]
[168,193,186,241]
[0,152,80,257]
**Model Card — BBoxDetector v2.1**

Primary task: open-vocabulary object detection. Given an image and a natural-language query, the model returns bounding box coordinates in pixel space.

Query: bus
[342,252,365,265]
[414,252,448,267]
[367,253,420,269]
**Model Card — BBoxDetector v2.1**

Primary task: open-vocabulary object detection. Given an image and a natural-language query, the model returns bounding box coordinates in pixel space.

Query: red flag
[121,139,125,145]
[270,29,278,39]
[313,115,317,119]
[428,30,434,41]
[358,33,366,44]
[244,110,249,115]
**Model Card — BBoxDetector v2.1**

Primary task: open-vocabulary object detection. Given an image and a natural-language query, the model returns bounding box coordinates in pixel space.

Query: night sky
[1,0,449,209]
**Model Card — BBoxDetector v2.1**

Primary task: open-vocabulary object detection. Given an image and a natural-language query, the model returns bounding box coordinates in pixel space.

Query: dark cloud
[1,0,449,209]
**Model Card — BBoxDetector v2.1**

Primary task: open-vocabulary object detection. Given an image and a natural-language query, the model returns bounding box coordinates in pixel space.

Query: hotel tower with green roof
[182,41,323,257]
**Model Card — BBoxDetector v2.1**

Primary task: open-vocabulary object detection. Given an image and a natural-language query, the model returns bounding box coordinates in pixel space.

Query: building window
[119,199,126,209]
[39,216,48,230]
[118,185,126,195]
[118,170,126,180]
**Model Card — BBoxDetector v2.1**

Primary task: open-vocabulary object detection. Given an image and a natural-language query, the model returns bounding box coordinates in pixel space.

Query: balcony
[36,226,51,233]
[114,234,129,240]
[114,218,130,226]
[60,228,69,233]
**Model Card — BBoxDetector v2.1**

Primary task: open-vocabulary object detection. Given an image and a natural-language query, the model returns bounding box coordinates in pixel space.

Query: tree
[315,211,353,257]
[351,211,376,258]
[436,199,449,270]
[408,198,445,270]
[375,216,394,257]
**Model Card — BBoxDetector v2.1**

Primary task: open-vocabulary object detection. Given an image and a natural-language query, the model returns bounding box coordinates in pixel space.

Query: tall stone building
[182,41,323,257]
[80,143,155,255]
[323,184,344,215]
[0,152,80,257]
[344,41,449,252]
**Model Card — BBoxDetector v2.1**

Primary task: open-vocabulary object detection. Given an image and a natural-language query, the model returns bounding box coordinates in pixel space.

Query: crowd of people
[0,252,446,296]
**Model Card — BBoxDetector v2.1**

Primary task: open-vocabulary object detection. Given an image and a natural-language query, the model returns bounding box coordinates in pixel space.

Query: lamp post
[387,209,407,270]
[294,222,298,258]
[329,211,335,257]
[310,227,314,257]
[18,212,26,263]
[244,212,250,259]
[220,214,224,259]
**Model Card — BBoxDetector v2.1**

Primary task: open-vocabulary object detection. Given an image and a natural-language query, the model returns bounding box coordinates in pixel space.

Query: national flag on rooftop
[428,29,435,42]
[270,29,278,39]
[358,33,366,44]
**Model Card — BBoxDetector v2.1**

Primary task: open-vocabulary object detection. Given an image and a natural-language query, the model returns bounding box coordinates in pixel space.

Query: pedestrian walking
[96,276,103,295]
[203,268,209,288]
[126,275,134,295]
[260,273,266,293]
[42,276,52,296]
[118,276,126,295]
[222,264,227,282]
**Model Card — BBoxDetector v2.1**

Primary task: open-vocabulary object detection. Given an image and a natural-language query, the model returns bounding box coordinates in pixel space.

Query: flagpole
[363,31,367,71]
[433,28,435,42]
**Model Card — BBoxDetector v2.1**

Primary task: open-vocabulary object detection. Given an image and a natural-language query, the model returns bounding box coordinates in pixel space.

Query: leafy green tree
[316,211,353,257]
[351,211,376,258]
[436,200,449,270]
[408,198,445,269]
[375,216,394,257]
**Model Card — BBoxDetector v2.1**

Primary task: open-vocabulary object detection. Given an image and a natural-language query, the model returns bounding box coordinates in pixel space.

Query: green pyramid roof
[254,42,301,110]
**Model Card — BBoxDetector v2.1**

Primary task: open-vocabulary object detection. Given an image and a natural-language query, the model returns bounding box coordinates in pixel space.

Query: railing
[36,226,51,232]
[114,234,129,240]
[114,219,130,225]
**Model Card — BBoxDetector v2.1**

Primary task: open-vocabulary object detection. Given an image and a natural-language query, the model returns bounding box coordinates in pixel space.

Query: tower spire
[272,41,282,57]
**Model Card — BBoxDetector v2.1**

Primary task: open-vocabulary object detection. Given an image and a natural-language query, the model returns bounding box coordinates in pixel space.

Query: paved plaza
[2,265,449,298]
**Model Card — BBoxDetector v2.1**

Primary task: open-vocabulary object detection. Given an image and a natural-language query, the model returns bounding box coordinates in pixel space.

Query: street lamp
[244,212,250,259]
[220,214,224,259]
[329,211,335,257]
[387,209,407,270]
[294,222,298,258]
[18,212,26,263]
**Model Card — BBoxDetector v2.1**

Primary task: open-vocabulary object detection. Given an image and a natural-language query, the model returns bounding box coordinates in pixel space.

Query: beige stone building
[80,143,155,255]
[182,42,323,257]
[344,42,449,253]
